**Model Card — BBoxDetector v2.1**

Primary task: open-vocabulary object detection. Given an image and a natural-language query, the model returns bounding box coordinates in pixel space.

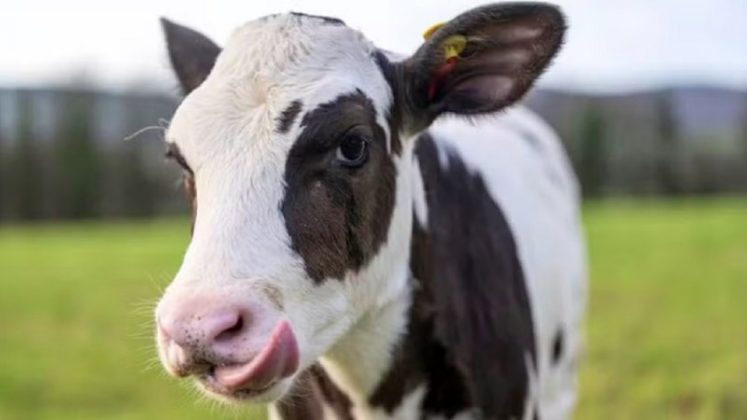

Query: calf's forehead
[167,14,394,160]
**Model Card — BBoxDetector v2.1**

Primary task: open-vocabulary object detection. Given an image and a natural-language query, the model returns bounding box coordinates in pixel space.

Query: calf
[155,3,586,419]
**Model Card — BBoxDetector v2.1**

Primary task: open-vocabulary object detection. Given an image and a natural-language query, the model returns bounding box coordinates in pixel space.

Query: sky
[1,0,746,93]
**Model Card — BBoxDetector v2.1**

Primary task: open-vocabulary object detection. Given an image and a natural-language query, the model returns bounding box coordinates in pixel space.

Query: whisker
[124,125,167,142]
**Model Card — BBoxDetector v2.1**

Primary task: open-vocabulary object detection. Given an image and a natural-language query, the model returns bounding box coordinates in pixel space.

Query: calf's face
[155,4,565,403]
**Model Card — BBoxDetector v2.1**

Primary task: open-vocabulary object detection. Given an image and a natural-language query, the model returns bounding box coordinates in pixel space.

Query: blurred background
[0,0,745,419]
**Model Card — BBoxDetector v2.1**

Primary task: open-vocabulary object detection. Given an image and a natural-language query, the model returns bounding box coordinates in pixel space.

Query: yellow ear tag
[423,23,467,62]
[443,35,467,61]
[422,22,445,40]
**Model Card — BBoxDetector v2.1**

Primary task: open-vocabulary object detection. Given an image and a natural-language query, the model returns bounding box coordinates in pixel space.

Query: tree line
[0,87,745,223]
[0,89,184,222]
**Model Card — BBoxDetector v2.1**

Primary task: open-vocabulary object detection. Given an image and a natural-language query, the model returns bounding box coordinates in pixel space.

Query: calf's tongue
[213,320,299,391]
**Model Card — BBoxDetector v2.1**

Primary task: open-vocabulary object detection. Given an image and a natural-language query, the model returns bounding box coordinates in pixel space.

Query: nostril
[214,313,245,343]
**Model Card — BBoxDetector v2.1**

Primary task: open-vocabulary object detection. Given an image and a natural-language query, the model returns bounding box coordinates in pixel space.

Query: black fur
[160,18,221,94]
[552,329,564,365]
[402,2,566,129]
[277,100,303,134]
[276,365,353,420]
[281,91,396,282]
[368,134,537,419]
[369,221,471,417]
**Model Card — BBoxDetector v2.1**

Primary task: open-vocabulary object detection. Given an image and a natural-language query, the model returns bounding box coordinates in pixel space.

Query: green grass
[579,198,747,419]
[0,198,745,419]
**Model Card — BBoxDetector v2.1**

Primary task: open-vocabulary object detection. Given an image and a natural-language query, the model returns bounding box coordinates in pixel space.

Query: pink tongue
[213,320,299,392]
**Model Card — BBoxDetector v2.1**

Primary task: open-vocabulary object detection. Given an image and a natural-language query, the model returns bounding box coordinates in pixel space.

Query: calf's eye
[336,134,369,168]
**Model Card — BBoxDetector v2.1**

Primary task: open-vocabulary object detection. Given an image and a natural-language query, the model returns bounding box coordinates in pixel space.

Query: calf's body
[154,4,586,419]
[273,108,586,420]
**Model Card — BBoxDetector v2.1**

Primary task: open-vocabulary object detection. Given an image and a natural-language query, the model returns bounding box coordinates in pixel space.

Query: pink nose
[159,308,245,354]
[156,294,299,394]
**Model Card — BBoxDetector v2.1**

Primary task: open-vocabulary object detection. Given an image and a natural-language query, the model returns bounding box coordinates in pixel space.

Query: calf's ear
[402,2,565,128]
[160,18,221,94]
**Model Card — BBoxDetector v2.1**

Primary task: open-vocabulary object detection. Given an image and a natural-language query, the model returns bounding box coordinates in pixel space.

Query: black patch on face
[277,100,303,134]
[281,90,396,282]
[289,12,346,26]
[276,365,353,420]
[551,329,564,365]
[370,133,536,419]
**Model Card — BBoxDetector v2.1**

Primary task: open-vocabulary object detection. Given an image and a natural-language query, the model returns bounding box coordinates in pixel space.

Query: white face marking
[157,14,414,402]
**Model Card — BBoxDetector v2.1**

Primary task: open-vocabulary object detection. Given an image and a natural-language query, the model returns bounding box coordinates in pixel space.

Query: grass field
[0,198,745,419]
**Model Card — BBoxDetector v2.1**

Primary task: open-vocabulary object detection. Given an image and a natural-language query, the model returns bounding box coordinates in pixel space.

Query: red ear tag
[428,56,459,101]
[426,34,467,101]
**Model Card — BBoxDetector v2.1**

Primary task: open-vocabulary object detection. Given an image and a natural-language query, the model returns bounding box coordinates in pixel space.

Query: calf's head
[155,3,565,403]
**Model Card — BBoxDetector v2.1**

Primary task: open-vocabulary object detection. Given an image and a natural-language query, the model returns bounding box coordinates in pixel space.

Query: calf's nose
[159,308,245,351]
[156,291,300,392]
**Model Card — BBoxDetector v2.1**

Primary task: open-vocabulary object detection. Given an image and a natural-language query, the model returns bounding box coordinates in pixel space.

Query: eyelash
[165,145,193,175]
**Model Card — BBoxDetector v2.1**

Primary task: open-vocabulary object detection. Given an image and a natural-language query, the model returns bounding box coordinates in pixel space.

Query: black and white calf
[155,3,586,419]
